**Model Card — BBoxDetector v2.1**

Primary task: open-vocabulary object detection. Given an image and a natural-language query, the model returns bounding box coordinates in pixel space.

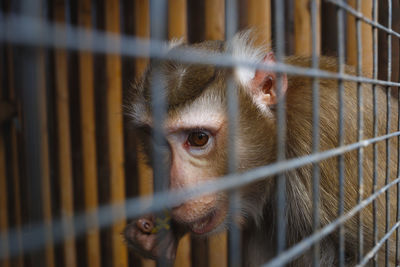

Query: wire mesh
[1,0,400,266]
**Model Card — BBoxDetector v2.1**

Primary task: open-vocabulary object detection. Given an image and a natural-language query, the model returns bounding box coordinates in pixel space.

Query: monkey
[123,31,399,266]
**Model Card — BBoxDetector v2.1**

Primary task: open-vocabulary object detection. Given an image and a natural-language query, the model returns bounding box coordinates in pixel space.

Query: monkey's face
[131,86,232,235]
[126,34,286,237]
[129,81,278,236]
[166,95,231,235]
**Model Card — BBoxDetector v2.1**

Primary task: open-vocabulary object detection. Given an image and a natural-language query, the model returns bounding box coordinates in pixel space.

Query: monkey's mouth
[189,209,221,235]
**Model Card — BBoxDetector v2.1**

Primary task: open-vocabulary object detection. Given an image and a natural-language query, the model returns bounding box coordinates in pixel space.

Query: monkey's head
[126,32,287,238]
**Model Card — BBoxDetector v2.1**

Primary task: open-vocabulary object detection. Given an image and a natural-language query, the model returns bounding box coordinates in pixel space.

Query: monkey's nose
[136,218,154,234]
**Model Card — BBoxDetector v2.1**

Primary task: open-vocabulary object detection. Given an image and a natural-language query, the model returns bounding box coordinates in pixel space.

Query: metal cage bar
[274,0,287,260]
[356,0,364,263]
[336,1,346,266]
[372,0,379,265]
[225,0,241,266]
[1,1,400,266]
[149,1,169,267]
[2,15,399,88]
[311,0,321,266]
[385,0,393,265]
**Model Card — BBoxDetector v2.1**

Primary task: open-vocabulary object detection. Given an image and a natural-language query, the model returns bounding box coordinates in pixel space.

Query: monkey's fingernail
[143,222,151,231]
[137,218,154,234]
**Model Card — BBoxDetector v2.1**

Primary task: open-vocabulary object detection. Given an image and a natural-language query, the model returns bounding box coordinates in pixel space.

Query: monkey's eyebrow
[165,124,222,135]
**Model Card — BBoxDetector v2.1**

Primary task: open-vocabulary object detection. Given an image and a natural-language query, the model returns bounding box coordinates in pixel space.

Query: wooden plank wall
[1,3,24,267]
[53,2,77,267]
[77,0,102,266]
[0,0,391,267]
[0,43,10,267]
[346,0,373,75]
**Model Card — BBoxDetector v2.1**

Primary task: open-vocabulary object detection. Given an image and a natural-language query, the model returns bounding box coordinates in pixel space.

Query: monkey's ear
[250,52,288,107]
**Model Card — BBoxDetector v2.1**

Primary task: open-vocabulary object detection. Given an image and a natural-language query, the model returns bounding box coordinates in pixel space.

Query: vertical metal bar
[225,0,237,39]
[397,0,400,254]
[397,61,400,267]
[336,1,345,267]
[311,0,320,266]
[225,1,240,266]
[12,0,55,266]
[385,1,392,266]
[150,1,169,267]
[226,78,240,267]
[372,0,379,265]
[355,0,364,263]
[165,1,192,266]
[149,0,168,204]
[274,0,286,262]
[203,2,228,266]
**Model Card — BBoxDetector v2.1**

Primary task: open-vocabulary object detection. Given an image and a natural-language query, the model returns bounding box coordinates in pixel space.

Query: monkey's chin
[189,209,225,236]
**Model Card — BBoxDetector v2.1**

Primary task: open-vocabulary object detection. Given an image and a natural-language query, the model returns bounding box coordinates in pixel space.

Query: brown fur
[125,37,399,266]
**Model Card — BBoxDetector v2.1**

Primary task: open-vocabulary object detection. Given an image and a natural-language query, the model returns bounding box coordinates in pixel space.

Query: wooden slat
[320,1,338,56]
[191,238,208,267]
[0,56,10,265]
[77,1,102,266]
[36,43,56,267]
[205,0,225,40]
[104,1,128,266]
[137,155,156,267]
[377,0,400,98]
[174,235,191,267]
[208,232,228,267]
[16,6,55,266]
[53,2,77,267]
[134,2,156,267]
[247,0,271,46]
[204,2,228,266]
[135,0,150,78]
[9,116,24,267]
[187,1,205,43]
[346,0,373,75]
[377,0,387,82]
[393,0,400,98]
[136,156,155,267]
[294,0,321,56]
[6,45,24,267]
[0,134,9,267]
[0,34,10,267]
[168,0,187,41]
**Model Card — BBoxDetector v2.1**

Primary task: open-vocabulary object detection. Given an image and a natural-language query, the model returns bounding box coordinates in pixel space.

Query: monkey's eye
[187,131,209,147]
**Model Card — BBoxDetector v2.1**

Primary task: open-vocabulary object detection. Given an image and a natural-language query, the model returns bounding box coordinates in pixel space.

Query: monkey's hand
[123,213,187,261]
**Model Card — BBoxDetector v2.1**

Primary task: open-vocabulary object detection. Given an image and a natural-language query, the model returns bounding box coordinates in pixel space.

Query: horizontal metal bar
[356,221,400,267]
[263,177,400,267]
[1,15,400,88]
[1,129,400,260]
[325,0,400,39]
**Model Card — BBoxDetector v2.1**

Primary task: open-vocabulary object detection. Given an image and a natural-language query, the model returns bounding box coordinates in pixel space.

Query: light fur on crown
[227,31,273,117]
[227,31,267,87]
[168,37,185,49]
